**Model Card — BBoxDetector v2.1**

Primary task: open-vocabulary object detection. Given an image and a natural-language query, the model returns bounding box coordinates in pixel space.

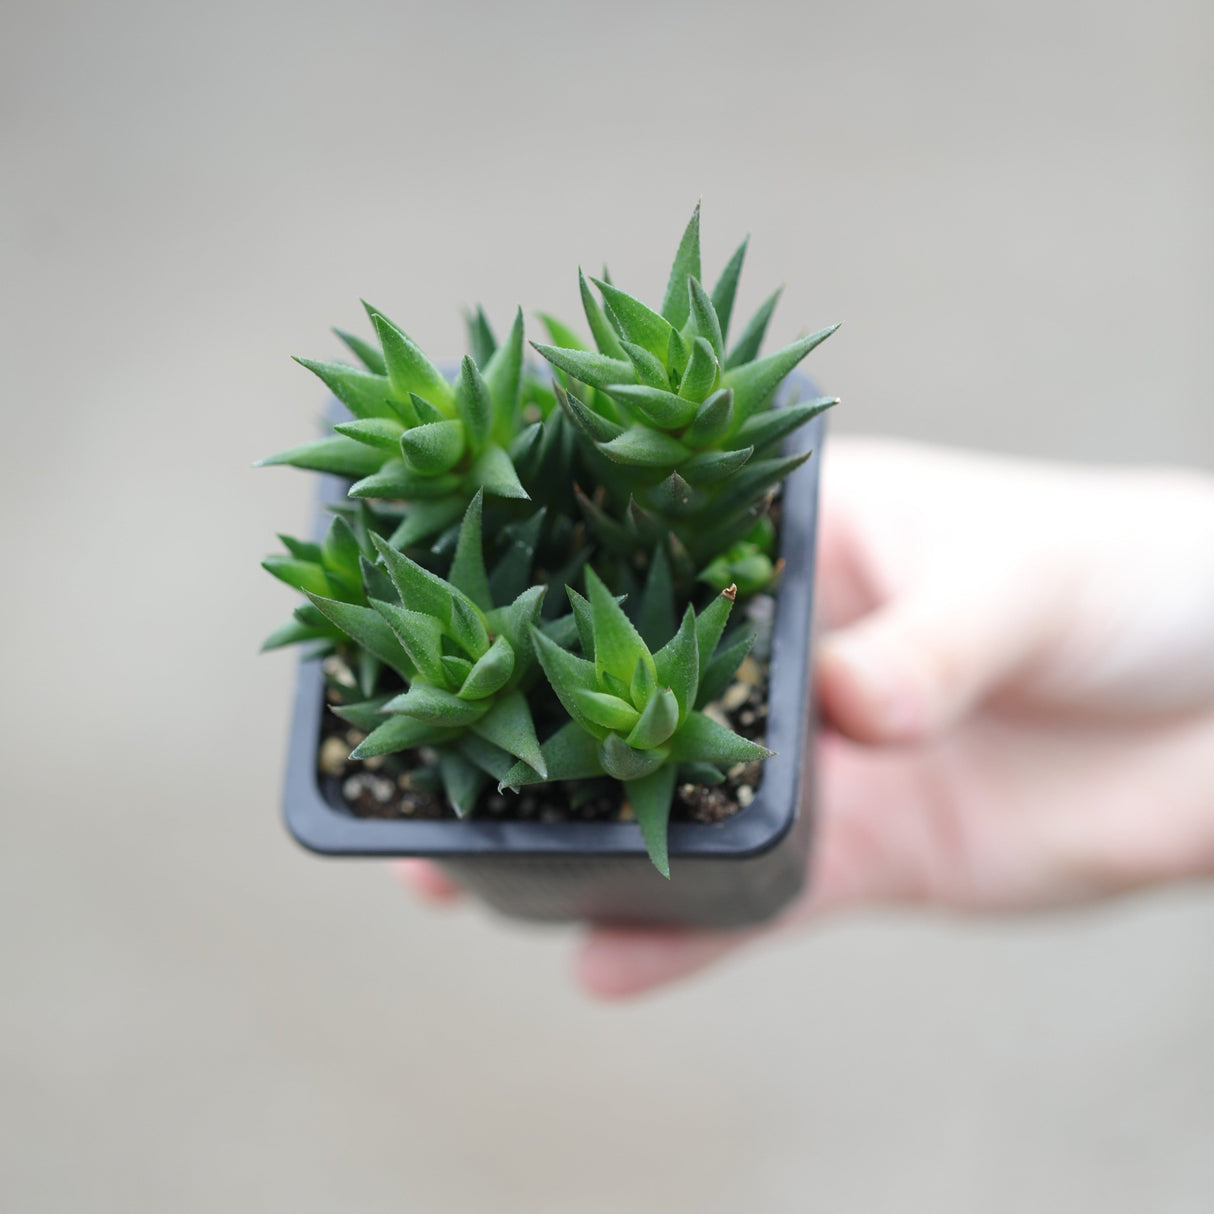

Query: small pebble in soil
[720,681,751,712]
[736,785,755,808]
[319,736,350,776]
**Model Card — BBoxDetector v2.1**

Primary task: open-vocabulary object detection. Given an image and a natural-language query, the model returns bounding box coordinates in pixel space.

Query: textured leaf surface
[625,765,677,877]
[660,203,701,329]
[470,689,546,776]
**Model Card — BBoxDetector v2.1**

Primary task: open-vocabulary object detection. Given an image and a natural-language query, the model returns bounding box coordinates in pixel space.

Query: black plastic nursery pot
[282,380,824,929]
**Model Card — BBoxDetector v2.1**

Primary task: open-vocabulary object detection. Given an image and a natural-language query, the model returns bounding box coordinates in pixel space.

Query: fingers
[392,859,463,903]
[817,575,1060,745]
[576,927,756,999]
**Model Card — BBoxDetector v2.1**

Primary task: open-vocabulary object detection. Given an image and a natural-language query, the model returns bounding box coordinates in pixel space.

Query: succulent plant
[531,203,838,579]
[260,204,838,874]
[257,303,538,547]
[502,568,771,875]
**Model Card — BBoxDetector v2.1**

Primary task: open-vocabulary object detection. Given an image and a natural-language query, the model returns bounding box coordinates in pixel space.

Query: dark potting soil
[316,599,775,827]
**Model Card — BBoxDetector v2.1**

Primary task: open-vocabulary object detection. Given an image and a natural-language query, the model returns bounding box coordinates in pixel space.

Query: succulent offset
[260,205,838,873]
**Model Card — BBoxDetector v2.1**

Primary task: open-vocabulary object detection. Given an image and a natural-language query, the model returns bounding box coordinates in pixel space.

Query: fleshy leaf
[710,237,748,343]
[659,203,702,329]
[370,599,447,685]
[680,446,754,486]
[668,710,772,765]
[678,337,719,403]
[687,278,724,360]
[536,313,586,351]
[598,733,666,782]
[383,683,489,728]
[620,341,671,391]
[349,714,454,760]
[694,588,736,681]
[722,326,839,418]
[574,689,641,733]
[602,384,697,431]
[304,592,414,677]
[592,278,673,362]
[457,634,515,700]
[388,498,466,548]
[625,765,677,877]
[469,444,529,500]
[469,689,546,776]
[366,306,454,410]
[654,604,699,719]
[696,628,757,707]
[450,595,490,659]
[630,654,657,706]
[332,329,388,376]
[736,398,837,451]
[455,356,493,454]
[586,566,655,691]
[333,417,406,451]
[626,687,680,749]
[483,307,524,437]
[437,748,487,817]
[636,545,676,651]
[554,383,623,443]
[255,436,384,478]
[448,490,492,609]
[502,719,604,789]
[370,534,458,622]
[579,267,626,359]
[530,342,635,392]
[530,626,602,735]
[598,426,691,468]
[400,419,465,475]
[685,388,734,447]
[261,556,330,597]
[465,306,497,367]
[292,357,399,421]
[724,288,781,369]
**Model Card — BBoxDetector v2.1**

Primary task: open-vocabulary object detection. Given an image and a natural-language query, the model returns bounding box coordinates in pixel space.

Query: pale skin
[398,438,1214,998]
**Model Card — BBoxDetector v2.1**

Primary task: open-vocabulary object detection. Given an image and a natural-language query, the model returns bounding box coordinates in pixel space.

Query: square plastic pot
[281,381,824,928]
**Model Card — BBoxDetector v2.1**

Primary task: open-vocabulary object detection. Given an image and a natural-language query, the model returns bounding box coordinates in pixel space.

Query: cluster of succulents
[260,205,837,874]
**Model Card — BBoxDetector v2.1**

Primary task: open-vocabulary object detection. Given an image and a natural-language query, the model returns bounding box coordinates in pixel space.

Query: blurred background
[3,0,1212,1209]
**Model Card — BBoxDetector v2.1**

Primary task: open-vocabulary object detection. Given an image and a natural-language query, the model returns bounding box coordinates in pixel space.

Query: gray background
[3,0,1212,1210]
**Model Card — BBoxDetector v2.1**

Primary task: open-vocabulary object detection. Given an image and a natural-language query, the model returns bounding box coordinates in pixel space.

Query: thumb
[816,576,1056,744]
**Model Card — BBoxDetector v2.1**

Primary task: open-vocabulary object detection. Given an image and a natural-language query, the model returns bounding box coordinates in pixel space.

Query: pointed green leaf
[660,203,702,328]
[536,312,586,351]
[579,267,626,359]
[626,686,680,749]
[723,326,839,418]
[687,277,724,360]
[441,654,474,686]
[724,288,782,369]
[694,588,736,681]
[591,278,673,362]
[366,306,454,410]
[448,489,492,609]
[566,587,596,659]
[654,604,699,719]
[457,634,515,699]
[333,417,406,451]
[465,306,497,366]
[625,766,677,877]
[726,450,812,504]
[482,307,524,436]
[349,714,454,760]
[437,748,487,817]
[680,446,754,486]
[696,629,757,707]
[400,419,465,475]
[678,336,719,403]
[598,733,666,782]
[371,532,454,619]
[388,498,466,548]
[255,436,384,478]
[574,689,640,733]
[485,508,544,605]
[277,534,323,563]
[469,443,529,500]
[450,595,490,659]
[710,237,748,343]
[502,719,604,789]
[685,388,734,447]
[531,342,635,392]
[554,383,623,443]
[292,357,398,421]
[666,326,689,378]
[630,653,657,706]
[383,682,489,728]
[349,460,461,500]
[586,566,654,690]
[260,618,328,652]
[332,329,388,376]
[330,694,393,732]
[598,426,691,468]
[408,393,446,425]
[636,546,676,651]
[669,710,772,766]
[602,384,697,431]
[492,584,546,679]
[304,593,414,677]
[262,556,330,597]
[455,356,493,453]
[469,689,546,776]
[370,599,448,685]
[736,398,837,451]
[620,340,671,391]
[457,733,515,783]
[530,626,602,735]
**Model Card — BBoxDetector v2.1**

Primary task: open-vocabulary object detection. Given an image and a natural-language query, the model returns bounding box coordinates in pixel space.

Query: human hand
[400,438,1214,997]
